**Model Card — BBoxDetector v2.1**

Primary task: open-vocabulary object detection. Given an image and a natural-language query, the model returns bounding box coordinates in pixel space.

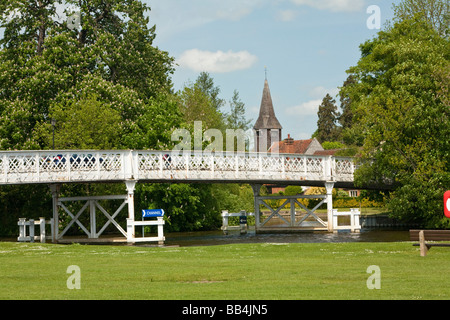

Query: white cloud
[276,10,298,22]
[286,85,339,116]
[177,49,258,73]
[150,0,267,39]
[290,0,366,12]
[286,99,322,116]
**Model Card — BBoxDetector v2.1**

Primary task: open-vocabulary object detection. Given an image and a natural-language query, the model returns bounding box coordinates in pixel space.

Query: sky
[147,0,397,140]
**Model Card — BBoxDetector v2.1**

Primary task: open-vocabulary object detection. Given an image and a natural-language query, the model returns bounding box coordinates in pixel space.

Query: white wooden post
[157,216,165,245]
[20,218,26,241]
[126,218,134,243]
[332,209,338,232]
[39,217,46,243]
[221,210,229,234]
[325,182,334,232]
[18,218,26,241]
[350,208,361,233]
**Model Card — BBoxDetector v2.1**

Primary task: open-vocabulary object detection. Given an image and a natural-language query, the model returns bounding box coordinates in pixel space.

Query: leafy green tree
[35,95,121,150]
[346,16,449,227]
[338,75,355,130]
[177,81,224,131]
[0,0,179,236]
[135,183,221,232]
[316,94,340,143]
[0,0,175,151]
[392,0,449,37]
[227,90,252,131]
[195,71,225,112]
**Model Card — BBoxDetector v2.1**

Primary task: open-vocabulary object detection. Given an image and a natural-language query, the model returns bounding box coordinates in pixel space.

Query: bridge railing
[0,150,131,184]
[0,150,355,184]
[134,151,355,182]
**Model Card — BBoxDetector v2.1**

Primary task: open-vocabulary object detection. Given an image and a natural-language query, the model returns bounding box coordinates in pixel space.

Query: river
[2,227,410,247]
[161,228,410,247]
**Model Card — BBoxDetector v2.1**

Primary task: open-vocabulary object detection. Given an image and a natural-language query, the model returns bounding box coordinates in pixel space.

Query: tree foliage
[0,1,241,235]
[316,93,340,143]
[392,0,449,37]
[0,0,175,150]
[227,89,252,131]
[344,15,449,227]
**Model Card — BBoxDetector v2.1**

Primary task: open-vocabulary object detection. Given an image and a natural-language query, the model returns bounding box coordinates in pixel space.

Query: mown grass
[0,241,449,300]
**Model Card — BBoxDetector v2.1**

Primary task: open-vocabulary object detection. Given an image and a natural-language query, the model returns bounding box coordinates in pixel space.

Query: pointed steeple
[253,77,282,152]
[254,79,282,130]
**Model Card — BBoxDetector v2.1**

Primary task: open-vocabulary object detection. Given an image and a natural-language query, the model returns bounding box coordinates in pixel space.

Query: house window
[349,190,358,198]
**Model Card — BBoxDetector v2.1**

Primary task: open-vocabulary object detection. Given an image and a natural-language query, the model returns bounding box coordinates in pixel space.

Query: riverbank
[1,240,449,300]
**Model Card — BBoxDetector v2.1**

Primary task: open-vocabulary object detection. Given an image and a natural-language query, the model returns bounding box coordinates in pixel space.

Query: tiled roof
[269,136,313,154]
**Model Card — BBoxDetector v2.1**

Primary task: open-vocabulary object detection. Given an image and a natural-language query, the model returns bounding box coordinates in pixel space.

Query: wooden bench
[410,230,450,256]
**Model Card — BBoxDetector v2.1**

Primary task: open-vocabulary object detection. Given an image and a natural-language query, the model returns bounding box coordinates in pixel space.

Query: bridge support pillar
[49,184,61,243]
[251,184,262,230]
[125,180,137,239]
[325,182,334,233]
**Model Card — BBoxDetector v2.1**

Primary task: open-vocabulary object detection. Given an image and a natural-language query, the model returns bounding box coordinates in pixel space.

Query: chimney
[285,134,294,145]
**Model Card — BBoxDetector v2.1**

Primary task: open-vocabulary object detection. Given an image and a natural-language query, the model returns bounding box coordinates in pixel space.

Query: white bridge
[2,150,359,242]
[0,150,355,187]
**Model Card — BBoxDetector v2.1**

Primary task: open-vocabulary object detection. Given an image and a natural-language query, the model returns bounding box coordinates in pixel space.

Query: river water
[161,228,410,247]
[2,228,410,247]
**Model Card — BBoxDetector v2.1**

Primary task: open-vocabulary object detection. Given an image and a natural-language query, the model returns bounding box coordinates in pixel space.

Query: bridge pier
[125,180,137,240]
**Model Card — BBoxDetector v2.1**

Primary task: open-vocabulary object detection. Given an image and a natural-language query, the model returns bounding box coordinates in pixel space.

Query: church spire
[253,75,282,152]
[253,78,282,130]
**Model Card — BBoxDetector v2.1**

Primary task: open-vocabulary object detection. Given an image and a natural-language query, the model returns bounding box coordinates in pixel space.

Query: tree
[0,0,175,151]
[195,71,225,112]
[35,95,121,150]
[177,81,223,131]
[316,93,340,143]
[392,0,449,37]
[0,0,179,236]
[338,76,356,131]
[346,16,449,227]
[227,90,252,131]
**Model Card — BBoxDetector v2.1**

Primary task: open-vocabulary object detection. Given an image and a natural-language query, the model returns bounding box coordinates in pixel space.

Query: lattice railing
[0,150,356,184]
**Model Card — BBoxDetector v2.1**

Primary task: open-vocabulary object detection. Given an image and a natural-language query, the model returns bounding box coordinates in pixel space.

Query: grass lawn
[0,241,449,300]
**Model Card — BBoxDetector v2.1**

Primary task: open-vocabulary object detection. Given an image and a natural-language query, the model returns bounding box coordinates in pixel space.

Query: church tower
[253,77,282,152]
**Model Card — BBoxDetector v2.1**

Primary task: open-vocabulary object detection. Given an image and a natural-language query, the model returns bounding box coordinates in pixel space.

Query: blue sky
[148,0,397,140]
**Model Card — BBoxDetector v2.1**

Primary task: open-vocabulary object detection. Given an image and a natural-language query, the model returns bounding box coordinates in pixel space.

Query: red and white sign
[445,191,450,218]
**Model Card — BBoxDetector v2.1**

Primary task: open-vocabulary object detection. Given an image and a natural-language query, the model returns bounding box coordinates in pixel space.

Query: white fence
[0,150,355,185]
[18,218,53,243]
[126,217,165,244]
[332,209,361,232]
[221,210,254,234]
